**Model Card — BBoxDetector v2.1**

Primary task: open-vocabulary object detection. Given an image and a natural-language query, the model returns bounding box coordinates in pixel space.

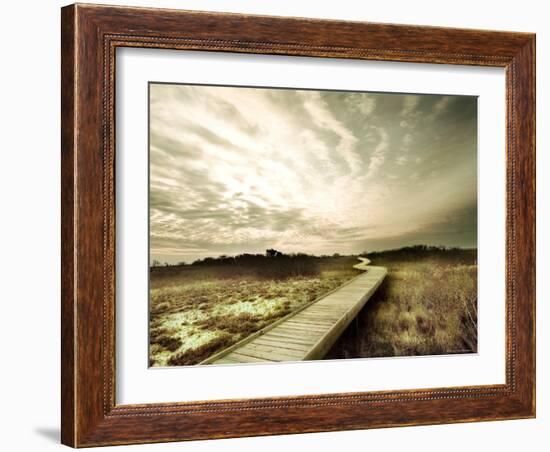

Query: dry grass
[149,257,360,366]
[150,249,477,365]
[326,249,477,359]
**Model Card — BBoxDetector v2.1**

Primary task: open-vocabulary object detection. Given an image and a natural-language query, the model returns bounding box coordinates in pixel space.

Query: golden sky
[149,83,477,264]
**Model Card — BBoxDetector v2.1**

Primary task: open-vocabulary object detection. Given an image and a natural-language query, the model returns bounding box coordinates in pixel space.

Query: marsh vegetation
[326,246,478,359]
[149,253,360,366]
[149,246,477,366]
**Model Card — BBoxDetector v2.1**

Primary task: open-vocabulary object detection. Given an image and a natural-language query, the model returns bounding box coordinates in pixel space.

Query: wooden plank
[253,338,311,352]
[236,347,303,362]
[285,318,335,327]
[229,352,273,363]
[305,305,347,311]
[304,308,348,315]
[274,326,328,335]
[273,322,327,336]
[267,325,323,335]
[312,303,354,311]
[258,332,322,345]
[257,330,319,346]
[298,311,342,318]
[300,306,344,313]
[285,318,333,326]
[297,315,342,323]
[214,356,242,365]
[241,342,307,357]
[305,305,351,311]
[261,332,318,345]
[276,321,329,331]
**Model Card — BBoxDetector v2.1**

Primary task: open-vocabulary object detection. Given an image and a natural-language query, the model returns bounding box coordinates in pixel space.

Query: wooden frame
[61,3,535,447]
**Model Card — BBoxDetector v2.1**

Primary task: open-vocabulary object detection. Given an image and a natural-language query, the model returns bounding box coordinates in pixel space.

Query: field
[149,247,478,366]
[326,247,478,359]
[149,255,360,366]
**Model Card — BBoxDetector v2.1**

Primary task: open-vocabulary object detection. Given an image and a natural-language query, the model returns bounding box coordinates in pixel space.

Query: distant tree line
[188,250,321,279]
[149,249,356,280]
[150,249,348,268]
[363,244,476,264]
[192,249,312,266]
[150,245,475,269]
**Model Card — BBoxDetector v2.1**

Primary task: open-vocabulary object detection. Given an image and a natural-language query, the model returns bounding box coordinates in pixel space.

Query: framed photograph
[61,3,535,447]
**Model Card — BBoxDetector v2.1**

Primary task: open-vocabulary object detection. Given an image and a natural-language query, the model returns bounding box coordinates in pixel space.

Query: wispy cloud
[345,92,377,116]
[364,127,389,178]
[400,95,421,117]
[150,84,477,263]
[299,91,361,175]
[425,96,455,122]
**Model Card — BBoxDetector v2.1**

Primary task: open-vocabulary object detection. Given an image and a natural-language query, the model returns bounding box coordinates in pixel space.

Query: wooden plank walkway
[201,258,387,365]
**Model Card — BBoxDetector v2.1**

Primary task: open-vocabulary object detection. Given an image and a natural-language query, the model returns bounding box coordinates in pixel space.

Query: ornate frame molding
[61,4,535,447]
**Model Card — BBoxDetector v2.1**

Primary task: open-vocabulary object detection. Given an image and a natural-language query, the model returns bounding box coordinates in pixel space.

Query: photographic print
[148,83,478,367]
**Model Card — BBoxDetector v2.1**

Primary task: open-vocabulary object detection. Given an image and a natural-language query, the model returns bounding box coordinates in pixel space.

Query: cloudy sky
[149,83,477,264]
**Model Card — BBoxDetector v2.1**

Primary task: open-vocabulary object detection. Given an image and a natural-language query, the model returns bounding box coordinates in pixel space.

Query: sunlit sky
[150,83,477,264]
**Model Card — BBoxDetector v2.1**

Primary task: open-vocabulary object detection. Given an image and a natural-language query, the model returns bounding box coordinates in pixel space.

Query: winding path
[201,257,387,365]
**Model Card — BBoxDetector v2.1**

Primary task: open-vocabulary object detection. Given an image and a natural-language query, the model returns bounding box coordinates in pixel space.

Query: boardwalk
[201,258,387,365]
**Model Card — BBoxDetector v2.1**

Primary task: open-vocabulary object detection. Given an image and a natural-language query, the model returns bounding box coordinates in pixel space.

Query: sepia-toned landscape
[148,83,478,367]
